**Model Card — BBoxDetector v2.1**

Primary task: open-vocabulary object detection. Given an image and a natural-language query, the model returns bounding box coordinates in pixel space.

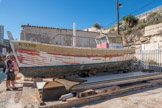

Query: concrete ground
[0,81,23,108]
[78,85,162,108]
[0,79,39,108]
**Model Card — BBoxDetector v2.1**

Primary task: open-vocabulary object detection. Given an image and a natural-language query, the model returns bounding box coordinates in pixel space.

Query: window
[96,39,101,45]
[101,37,108,43]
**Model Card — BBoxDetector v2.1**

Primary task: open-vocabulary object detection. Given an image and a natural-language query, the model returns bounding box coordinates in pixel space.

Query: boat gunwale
[11,40,135,51]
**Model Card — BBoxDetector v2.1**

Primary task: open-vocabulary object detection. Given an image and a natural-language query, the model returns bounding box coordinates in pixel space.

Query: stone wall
[133,23,162,62]
[21,25,100,48]
[144,23,162,37]
[142,23,162,51]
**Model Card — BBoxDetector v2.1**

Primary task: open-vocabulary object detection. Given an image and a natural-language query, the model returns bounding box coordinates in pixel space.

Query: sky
[0,0,161,40]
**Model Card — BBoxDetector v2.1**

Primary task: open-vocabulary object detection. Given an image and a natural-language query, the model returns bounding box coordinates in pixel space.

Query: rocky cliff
[119,8,162,47]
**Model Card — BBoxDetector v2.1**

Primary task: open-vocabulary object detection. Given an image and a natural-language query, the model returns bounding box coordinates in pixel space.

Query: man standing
[1,55,17,91]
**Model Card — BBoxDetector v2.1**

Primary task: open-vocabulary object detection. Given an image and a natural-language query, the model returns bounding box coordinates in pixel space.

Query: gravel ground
[78,85,162,108]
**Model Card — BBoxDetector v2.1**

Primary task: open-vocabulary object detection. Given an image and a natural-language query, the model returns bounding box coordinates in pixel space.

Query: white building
[84,27,110,34]
[0,25,4,44]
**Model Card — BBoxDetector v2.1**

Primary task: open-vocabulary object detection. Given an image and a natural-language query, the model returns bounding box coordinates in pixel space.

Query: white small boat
[7,31,135,77]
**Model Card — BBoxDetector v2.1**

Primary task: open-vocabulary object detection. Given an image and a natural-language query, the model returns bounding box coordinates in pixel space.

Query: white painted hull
[10,40,135,77]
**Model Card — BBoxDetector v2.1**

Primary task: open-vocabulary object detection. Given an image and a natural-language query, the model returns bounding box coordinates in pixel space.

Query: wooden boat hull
[10,40,135,77]
[20,60,131,77]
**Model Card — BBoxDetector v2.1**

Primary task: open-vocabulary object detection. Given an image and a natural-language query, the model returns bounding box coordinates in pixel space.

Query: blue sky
[0,0,161,40]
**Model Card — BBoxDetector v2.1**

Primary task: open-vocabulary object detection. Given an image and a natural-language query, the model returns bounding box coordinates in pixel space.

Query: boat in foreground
[8,32,135,77]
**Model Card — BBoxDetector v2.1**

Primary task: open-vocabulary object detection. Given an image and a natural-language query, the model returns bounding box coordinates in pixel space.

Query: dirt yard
[78,85,162,108]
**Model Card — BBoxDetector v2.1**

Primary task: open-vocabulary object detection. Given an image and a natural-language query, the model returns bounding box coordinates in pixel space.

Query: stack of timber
[42,80,162,108]
[71,72,162,92]
[37,72,162,108]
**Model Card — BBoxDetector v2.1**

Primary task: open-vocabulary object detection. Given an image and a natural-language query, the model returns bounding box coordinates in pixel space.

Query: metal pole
[142,46,143,70]
[158,47,160,72]
[73,22,76,47]
[155,49,157,71]
[147,50,148,70]
[152,50,153,70]
[160,49,161,72]
[155,49,156,71]
[145,50,146,70]
[148,50,151,69]
[157,49,158,71]
[157,48,158,71]
[158,44,160,72]
[150,50,152,70]
[117,0,119,34]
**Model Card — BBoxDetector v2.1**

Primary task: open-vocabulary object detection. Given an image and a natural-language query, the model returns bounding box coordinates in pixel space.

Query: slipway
[72,72,162,91]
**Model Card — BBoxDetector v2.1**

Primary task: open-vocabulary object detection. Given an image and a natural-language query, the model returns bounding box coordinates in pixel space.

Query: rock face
[140,36,148,42]
[120,7,162,47]
[144,22,162,36]
[123,23,162,47]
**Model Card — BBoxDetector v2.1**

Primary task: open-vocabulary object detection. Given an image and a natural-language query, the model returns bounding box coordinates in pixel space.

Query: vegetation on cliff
[123,14,138,27]
[121,12,161,34]
[108,8,162,46]
[93,23,101,29]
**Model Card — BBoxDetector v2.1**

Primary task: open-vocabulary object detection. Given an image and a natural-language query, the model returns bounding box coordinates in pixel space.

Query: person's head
[6,54,15,60]
[6,54,11,60]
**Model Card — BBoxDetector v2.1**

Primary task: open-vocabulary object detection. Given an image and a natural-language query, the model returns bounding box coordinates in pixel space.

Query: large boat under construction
[7,31,135,77]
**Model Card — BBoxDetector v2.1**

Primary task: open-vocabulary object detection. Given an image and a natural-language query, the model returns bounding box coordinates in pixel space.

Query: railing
[135,48,162,72]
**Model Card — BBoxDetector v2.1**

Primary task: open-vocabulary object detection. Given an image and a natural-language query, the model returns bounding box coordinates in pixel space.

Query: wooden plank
[42,78,53,82]
[42,82,155,108]
[78,89,97,98]
[72,72,162,91]
[35,88,45,105]
[80,72,160,84]
[147,79,162,84]
[55,78,84,90]
[95,86,120,94]
[20,80,39,108]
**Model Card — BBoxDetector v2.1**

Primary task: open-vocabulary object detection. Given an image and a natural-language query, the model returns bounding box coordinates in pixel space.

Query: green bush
[123,14,138,27]
[93,23,101,29]
[109,26,115,32]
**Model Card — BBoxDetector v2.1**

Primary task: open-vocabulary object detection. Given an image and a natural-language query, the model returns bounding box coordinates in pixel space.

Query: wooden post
[117,0,119,34]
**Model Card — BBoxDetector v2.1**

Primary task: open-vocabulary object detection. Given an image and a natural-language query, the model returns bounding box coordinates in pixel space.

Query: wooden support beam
[72,73,162,91]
